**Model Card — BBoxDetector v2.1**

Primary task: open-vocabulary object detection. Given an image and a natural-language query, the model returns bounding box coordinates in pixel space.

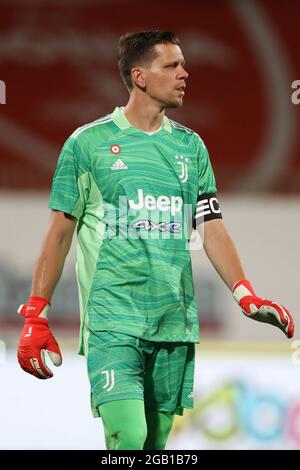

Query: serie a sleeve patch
[193,192,222,227]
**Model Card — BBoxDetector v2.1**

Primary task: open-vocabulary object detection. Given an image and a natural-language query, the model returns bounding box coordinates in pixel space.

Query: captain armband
[193,192,222,227]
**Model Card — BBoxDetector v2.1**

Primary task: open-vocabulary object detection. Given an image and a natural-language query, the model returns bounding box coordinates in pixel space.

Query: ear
[131,67,146,89]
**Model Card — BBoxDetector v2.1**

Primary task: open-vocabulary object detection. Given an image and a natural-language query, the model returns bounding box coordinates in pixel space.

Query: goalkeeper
[17,30,294,450]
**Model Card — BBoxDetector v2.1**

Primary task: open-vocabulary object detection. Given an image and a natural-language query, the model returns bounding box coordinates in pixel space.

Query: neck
[124,92,165,132]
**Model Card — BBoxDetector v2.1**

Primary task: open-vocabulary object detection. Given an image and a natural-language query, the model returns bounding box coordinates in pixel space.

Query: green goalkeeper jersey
[49,107,221,353]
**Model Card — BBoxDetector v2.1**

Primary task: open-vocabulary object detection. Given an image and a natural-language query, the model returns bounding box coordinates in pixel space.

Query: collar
[110,106,172,134]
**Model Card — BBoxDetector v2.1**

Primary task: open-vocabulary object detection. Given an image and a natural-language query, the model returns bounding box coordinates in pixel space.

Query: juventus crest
[175,155,189,183]
[101,369,115,391]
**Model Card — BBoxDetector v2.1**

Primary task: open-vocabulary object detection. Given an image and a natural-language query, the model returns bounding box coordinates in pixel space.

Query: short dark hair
[117,30,181,90]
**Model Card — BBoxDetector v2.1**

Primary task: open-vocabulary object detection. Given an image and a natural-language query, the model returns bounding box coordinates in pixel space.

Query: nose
[179,65,188,80]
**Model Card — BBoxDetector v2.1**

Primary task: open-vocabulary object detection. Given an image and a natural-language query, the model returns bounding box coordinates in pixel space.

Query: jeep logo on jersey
[129,189,183,216]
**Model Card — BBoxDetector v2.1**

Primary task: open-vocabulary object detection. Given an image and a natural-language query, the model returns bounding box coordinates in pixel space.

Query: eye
[165,61,185,69]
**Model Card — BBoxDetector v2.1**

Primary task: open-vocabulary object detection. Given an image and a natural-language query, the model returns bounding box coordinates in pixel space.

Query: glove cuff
[18,296,50,319]
[232,279,255,303]
[28,296,51,305]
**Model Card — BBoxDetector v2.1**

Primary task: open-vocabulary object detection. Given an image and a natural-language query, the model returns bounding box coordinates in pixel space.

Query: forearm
[202,219,245,289]
[31,234,72,300]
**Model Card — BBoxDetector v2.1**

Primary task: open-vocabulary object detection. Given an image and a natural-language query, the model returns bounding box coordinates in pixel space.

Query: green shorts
[86,330,195,417]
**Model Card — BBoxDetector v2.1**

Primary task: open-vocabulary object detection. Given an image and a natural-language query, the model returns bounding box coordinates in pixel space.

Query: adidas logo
[111,158,128,170]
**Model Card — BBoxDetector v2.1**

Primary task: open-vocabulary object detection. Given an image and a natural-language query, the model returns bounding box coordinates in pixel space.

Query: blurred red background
[1,0,299,192]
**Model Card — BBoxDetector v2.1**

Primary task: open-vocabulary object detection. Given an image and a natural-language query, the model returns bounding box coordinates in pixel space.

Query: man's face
[141,43,188,108]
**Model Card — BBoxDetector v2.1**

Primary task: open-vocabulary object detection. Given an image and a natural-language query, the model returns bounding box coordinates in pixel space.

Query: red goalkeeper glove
[232,279,294,338]
[17,296,62,379]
